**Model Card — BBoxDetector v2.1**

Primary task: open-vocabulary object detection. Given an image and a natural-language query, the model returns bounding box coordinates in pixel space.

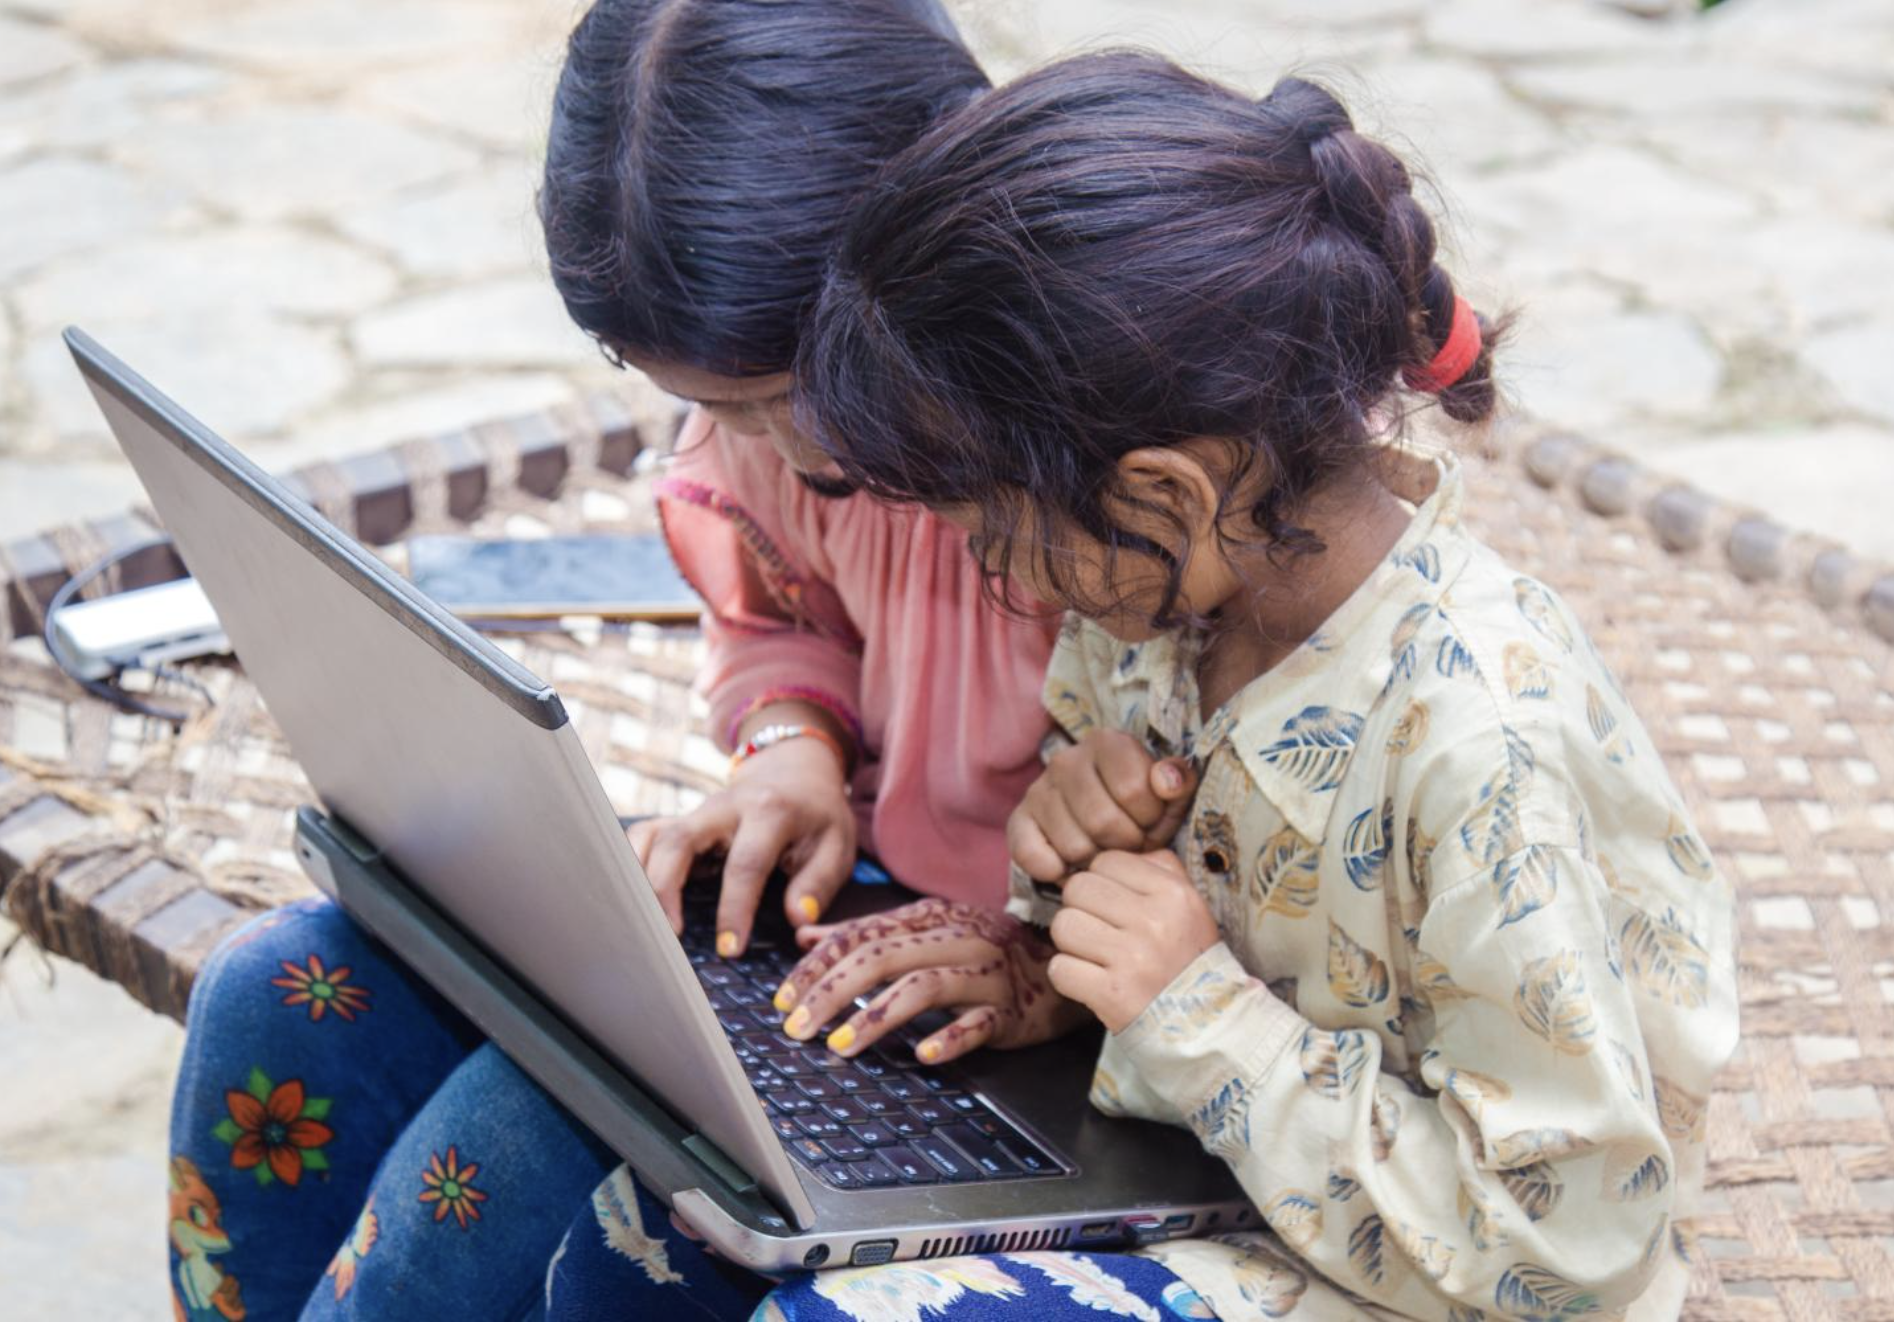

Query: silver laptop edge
[65,327,813,1228]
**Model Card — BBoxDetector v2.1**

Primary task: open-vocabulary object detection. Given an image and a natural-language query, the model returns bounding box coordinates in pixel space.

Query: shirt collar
[1111,450,1470,842]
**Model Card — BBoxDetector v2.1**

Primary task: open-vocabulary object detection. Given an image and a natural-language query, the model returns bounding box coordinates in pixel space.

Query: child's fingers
[781,831,853,931]
[1059,869,1147,929]
[1007,811,1068,882]
[1033,789,1109,869]
[1048,906,1122,966]
[1063,761,1152,853]
[914,1006,1001,1065]
[1090,731,1170,829]
[787,935,996,1043]
[775,902,957,1011]
[1045,951,1110,1011]
[1141,759,1199,847]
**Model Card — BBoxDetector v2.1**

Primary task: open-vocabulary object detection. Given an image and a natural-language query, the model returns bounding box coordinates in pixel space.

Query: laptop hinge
[324,813,384,865]
[681,1133,759,1199]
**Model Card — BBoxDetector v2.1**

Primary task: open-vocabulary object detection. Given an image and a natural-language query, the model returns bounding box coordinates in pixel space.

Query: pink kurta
[656,409,1058,906]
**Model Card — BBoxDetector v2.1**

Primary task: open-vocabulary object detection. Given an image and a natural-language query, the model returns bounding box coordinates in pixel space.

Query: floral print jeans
[169,899,1214,1321]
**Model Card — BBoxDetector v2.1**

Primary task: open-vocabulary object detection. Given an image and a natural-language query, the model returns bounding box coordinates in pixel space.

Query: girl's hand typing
[1007,730,1196,882]
[1047,850,1219,1033]
[773,899,1088,1064]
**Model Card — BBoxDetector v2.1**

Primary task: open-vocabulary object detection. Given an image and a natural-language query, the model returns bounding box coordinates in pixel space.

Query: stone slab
[0,15,89,91]
[0,58,229,159]
[15,226,399,331]
[1423,0,1653,60]
[18,311,352,453]
[169,0,528,72]
[0,156,188,284]
[1644,118,1894,226]
[0,457,147,542]
[1505,293,1724,431]
[1509,57,1880,118]
[117,105,480,223]
[337,171,544,280]
[1652,424,1894,562]
[351,276,600,370]
[360,51,559,153]
[1352,56,1567,175]
[1807,320,1894,428]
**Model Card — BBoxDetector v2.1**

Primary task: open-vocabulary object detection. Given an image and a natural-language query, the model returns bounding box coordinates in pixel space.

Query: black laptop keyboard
[682,924,1064,1191]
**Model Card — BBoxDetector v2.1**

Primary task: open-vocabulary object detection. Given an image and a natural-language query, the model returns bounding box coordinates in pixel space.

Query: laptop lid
[66,328,815,1228]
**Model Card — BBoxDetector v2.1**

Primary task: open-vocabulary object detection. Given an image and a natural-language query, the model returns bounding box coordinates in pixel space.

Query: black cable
[40,536,214,725]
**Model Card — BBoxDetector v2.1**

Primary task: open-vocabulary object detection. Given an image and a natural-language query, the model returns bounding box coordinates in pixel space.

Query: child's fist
[1007,730,1197,882]
[1045,849,1220,1033]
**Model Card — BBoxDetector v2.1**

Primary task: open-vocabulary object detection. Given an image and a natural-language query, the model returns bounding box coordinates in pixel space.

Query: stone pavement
[0,0,1890,1313]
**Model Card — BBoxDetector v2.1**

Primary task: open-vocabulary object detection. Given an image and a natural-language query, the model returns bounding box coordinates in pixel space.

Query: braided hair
[799,52,1503,625]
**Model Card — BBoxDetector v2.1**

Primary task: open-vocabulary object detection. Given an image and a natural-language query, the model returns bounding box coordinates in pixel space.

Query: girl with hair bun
[777,51,1739,1319]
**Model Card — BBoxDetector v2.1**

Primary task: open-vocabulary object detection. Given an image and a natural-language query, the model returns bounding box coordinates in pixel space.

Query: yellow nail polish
[715,930,740,958]
[772,981,798,1012]
[918,1039,941,1063]
[785,1006,812,1038]
[827,1023,856,1054]
[796,895,821,922]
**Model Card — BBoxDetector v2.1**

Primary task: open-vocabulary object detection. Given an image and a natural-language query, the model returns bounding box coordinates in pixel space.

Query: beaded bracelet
[729,722,851,777]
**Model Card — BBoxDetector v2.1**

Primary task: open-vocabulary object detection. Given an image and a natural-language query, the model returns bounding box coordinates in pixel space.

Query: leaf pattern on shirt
[1608,1039,1646,1102]
[1395,542,1442,583]
[1255,826,1320,918]
[1490,1127,1589,1169]
[1461,729,1536,864]
[1389,1218,1456,1282]
[1346,1214,1402,1288]
[1618,907,1710,1008]
[1328,1168,1362,1202]
[1494,1262,1604,1319]
[1459,1183,1510,1252]
[1223,1238,1309,1318]
[1328,920,1391,1009]
[1664,814,1715,882]
[1494,843,1562,929]
[1503,641,1553,701]
[1442,1067,1513,1120]
[1436,632,1480,679]
[1342,799,1393,891]
[1602,1145,1672,1202]
[1300,1027,1372,1100]
[1499,1162,1564,1222]
[1260,706,1363,794]
[1653,1076,1708,1143]
[1414,952,1476,1008]
[1585,685,1634,765]
[1149,964,1251,1040]
[1514,577,1574,652]
[1386,699,1430,755]
[1406,817,1439,901]
[1190,1077,1254,1164]
[1262,1190,1323,1253]
[1514,952,1598,1055]
[1389,602,1432,683]
[1371,1089,1402,1162]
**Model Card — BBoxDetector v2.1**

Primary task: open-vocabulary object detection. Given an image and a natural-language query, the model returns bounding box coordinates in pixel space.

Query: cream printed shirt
[1011,456,1739,1321]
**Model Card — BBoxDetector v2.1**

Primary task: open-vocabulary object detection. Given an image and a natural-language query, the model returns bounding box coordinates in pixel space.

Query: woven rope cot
[1,397,1891,1317]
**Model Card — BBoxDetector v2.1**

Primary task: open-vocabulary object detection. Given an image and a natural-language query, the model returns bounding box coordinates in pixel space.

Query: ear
[1111,446,1222,543]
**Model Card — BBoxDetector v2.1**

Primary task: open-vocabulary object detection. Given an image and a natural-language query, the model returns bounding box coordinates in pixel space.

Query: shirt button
[1203,847,1231,874]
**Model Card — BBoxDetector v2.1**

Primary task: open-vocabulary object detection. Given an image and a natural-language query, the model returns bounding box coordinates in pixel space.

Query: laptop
[67,328,1250,1272]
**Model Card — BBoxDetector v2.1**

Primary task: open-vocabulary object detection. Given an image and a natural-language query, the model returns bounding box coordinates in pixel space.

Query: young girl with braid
[769,52,1740,1320]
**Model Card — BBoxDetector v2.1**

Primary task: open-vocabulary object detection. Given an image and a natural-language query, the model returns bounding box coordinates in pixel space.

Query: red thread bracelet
[729,723,852,777]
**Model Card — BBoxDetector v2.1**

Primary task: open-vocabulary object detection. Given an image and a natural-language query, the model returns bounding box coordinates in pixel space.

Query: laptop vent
[917,1226,1072,1259]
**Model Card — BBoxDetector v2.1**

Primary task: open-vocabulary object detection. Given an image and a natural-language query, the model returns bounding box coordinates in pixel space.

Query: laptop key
[794,1076,839,1100]
[855,1093,896,1117]
[997,1137,1060,1177]
[889,1115,928,1140]
[916,1072,956,1093]
[938,1123,1021,1179]
[853,1054,893,1079]
[771,1056,810,1078]
[912,1136,979,1182]
[790,1137,830,1165]
[908,1099,951,1126]
[726,984,768,1008]
[820,1098,866,1125]
[944,1094,981,1115]
[807,1051,849,1073]
[817,1163,861,1190]
[766,1090,813,1116]
[771,1116,801,1141]
[879,1078,922,1103]
[851,1122,896,1147]
[967,1115,1005,1138]
[833,1071,871,1094]
[718,1011,753,1034]
[821,1135,870,1162]
[796,1115,844,1140]
[881,1145,938,1185]
[698,966,738,988]
[853,1155,900,1187]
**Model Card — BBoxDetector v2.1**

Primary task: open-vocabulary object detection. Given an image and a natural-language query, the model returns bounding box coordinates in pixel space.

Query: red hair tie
[1403,296,1481,394]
